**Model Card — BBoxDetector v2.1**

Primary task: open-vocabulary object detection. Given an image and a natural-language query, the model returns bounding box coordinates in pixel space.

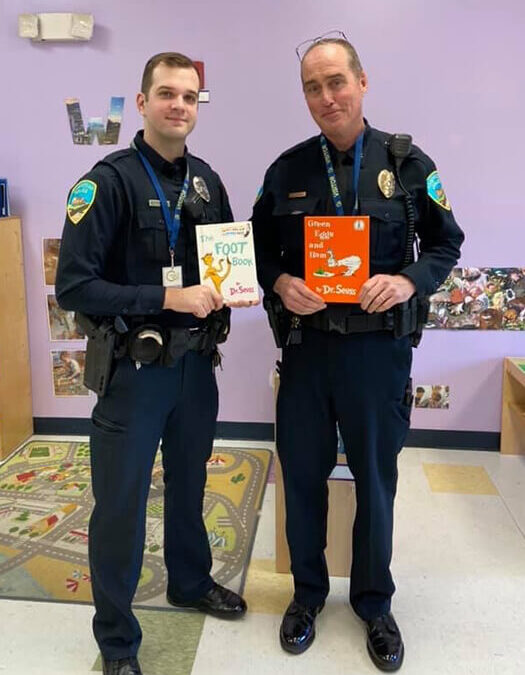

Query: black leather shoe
[366,612,404,671]
[279,599,324,654]
[167,582,247,619]
[102,656,142,675]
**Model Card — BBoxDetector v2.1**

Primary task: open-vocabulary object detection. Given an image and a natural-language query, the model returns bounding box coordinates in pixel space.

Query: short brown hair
[302,38,363,78]
[141,52,200,97]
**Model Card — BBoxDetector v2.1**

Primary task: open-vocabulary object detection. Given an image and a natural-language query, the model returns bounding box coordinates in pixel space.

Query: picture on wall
[426,267,525,330]
[414,385,450,409]
[65,96,124,145]
[51,350,89,397]
[42,238,61,286]
[46,295,85,341]
[193,60,210,103]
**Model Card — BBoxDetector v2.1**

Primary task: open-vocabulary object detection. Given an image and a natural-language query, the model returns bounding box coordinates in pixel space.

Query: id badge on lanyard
[137,150,189,288]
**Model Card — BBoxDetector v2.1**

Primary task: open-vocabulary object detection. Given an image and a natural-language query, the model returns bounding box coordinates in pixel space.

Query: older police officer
[252,34,464,670]
[56,53,248,675]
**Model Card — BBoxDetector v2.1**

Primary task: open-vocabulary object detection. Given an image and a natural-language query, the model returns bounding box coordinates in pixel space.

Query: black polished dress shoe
[366,612,404,671]
[102,656,142,675]
[279,599,324,654]
[167,582,247,619]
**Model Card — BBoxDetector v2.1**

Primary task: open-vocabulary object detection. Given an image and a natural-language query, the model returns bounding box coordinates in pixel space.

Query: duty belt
[125,308,231,367]
[302,310,395,335]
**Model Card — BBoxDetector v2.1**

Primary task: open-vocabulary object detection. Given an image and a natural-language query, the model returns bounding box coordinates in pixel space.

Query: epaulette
[95,148,135,168]
[277,135,320,161]
[187,153,214,174]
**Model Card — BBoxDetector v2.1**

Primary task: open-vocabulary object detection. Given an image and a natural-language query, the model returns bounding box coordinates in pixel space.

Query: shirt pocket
[360,198,407,269]
[272,195,321,261]
[136,208,169,262]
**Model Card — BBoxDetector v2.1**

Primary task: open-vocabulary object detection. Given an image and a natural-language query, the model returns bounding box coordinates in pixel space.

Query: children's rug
[0,439,272,607]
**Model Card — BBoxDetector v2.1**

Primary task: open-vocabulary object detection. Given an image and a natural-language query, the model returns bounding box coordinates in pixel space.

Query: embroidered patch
[426,171,451,211]
[67,180,97,224]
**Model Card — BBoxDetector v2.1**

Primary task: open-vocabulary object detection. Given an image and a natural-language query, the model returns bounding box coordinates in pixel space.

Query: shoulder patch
[67,179,97,224]
[253,185,263,206]
[426,171,451,211]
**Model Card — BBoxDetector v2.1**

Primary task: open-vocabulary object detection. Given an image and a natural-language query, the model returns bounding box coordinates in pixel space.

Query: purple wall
[1,0,523,433]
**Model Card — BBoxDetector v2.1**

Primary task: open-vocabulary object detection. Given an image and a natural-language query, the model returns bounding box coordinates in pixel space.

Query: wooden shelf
[500,357,525,455]
[0,217,33,459]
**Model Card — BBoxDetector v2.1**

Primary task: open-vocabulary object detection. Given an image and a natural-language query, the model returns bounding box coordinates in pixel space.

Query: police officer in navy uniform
[252,35,464,671]
[56,53,249,675]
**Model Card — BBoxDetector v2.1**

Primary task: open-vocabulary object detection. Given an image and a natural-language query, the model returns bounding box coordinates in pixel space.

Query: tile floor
[0,438,524,674]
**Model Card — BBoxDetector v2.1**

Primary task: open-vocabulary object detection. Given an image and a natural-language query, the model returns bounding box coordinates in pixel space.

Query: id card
[162,266,183,288]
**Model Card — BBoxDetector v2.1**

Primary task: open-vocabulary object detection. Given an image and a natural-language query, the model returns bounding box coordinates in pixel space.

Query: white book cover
[195,220,259,303]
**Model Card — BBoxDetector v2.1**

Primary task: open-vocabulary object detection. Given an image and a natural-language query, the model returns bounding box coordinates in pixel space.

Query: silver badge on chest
[193,176,211,202]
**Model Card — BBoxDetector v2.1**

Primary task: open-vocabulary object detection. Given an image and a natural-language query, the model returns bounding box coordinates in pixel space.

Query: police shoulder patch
[426,170,451,211]
[253,185,263,206]
[67,179,97,224]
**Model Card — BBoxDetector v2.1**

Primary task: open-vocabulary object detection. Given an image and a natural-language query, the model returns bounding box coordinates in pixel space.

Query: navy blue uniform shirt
[56,131,233,327]
[252,123,464,315]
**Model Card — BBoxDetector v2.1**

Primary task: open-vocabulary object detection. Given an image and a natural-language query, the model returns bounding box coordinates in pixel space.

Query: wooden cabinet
[275,454,355,577]
[501,357,525,455]
[0,217,33,460]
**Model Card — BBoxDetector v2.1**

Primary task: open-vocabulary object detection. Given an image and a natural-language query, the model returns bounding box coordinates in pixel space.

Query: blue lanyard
[137,150,190,263]
[320,132,364,216]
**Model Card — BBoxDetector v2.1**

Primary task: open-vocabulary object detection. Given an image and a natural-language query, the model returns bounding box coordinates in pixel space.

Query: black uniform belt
[124,307,231,367]
[302,310,395,335]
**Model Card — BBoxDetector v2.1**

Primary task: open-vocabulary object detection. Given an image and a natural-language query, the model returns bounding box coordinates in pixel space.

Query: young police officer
[56,53,248,675]
[252,35,464,671]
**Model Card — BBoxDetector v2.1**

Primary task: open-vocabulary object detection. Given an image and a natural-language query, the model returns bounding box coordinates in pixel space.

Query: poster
[51,350,89,397]
[47,295,85,341]
[43,238,61,286]
[414,385,450,409]
[427,268,525,330]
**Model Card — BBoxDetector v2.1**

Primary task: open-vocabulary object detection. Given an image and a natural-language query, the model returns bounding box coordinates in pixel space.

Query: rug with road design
[0,440,272,606]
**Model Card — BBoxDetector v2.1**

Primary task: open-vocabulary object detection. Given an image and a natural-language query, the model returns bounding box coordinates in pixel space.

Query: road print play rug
[0,440,271,606]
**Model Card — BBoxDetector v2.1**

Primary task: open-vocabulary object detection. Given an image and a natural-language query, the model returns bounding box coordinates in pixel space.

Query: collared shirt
[134,130,187,185]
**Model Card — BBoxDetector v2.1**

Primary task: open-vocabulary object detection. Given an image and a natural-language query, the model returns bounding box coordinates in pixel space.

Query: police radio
[388,134,416,266]
[389,133,412,162]
[388,133,429,347]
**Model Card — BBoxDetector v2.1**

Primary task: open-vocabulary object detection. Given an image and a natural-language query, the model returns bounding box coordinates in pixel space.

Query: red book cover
[304,215,370,303]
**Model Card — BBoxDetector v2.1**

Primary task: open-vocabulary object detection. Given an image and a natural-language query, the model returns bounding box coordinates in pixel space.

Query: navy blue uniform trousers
[88,351,217,659]
[277,328,412,621]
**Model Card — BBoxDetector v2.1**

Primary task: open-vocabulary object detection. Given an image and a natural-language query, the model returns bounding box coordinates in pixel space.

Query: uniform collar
[325,119,371,168]
[134,131,188,177]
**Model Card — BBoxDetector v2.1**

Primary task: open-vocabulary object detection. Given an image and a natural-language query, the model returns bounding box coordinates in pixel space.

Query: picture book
[304,215,370,303]
[195,220,259,303]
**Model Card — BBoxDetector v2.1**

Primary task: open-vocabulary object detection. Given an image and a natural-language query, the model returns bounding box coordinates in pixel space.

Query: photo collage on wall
[43,238,89,397]
[427,267,525,330]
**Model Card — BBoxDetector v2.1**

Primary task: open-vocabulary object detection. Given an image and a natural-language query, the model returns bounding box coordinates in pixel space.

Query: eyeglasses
[295,30,349,61]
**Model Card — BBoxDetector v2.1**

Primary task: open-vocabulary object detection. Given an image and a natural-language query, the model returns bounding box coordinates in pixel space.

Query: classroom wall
[0,0,523,433]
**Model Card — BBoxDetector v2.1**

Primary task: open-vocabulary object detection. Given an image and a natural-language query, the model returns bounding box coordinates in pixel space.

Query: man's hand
[225,298,261,309]
[163,285,224,318]
[359,274,416,313]
[273,273,326,315]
